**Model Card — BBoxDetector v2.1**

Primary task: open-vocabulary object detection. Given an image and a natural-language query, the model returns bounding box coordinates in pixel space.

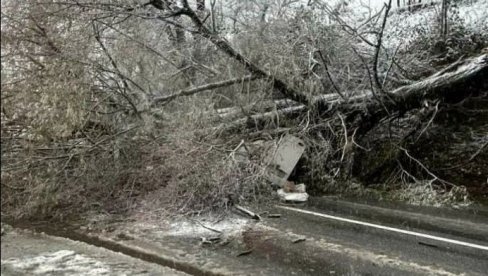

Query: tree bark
[213,105,306,133]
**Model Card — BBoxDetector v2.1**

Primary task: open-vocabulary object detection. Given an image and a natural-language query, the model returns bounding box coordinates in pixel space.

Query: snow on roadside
[1,250,112,276]
[166,218,249,237]
[129,215,251,239]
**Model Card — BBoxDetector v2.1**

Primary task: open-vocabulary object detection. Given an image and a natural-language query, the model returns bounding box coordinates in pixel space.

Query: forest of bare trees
[1,0,487,220]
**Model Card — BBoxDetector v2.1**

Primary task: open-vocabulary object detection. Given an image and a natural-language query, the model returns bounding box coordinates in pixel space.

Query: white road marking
[277,205,488,251]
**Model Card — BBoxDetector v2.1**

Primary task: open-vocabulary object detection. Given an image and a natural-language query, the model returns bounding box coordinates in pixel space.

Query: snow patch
[1,250,112,275]
[163,217,250,237]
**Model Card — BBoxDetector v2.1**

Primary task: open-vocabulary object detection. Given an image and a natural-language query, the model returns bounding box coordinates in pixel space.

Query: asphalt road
[262,198,488,275]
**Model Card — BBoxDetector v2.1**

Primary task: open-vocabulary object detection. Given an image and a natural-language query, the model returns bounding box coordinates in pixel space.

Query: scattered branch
[189,218,223,234]
[234,205,261,220]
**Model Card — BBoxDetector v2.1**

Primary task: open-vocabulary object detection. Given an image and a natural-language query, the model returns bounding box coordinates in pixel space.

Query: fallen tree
[145,0,487,127]
[347,53,488,136]
[216,54,488,135]
[139,1,486,138]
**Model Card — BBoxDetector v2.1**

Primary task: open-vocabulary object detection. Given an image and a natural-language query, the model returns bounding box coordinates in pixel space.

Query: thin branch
[415,100,439,142]
[92,22,141,118]
[338,113,349,162]
[95,19,180,69]
[350,46,379,101]
[188,218,223,234]
[151,75,260,106]
[373,0,392,95]
[317,50,346,100]
[382,44,401,87]
[399,146,456,187]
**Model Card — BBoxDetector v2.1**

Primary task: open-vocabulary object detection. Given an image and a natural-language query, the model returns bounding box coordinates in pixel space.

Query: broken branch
[234,205,261,220]
[152,75,259,106]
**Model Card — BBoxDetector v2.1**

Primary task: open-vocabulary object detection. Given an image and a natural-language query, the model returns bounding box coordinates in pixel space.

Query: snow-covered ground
[339,0,488,50]
[385,0,488,49]
[2,250,113,276]
[225,0,487,52]
[1,228,188,276]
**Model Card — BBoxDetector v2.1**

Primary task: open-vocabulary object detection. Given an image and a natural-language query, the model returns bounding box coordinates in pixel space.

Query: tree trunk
[440,0,449,40]
[220,54,488,134]
[350,53,487,136]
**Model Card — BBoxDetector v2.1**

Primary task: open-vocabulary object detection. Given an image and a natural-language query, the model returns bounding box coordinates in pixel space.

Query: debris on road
[200,236,221,245]
[292,237,307,244]
[115,232,135,241]
[277,182,309,203]
[256,135,310,202]
[236,249,253,257]
[231,135,309,204]
[190,219,223,234]
[283,181,306,193]
[235,205,261,220]
[265,135,305,188]
[294,183,306,193]
[277,189,309,202]
[267,214,282,218]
